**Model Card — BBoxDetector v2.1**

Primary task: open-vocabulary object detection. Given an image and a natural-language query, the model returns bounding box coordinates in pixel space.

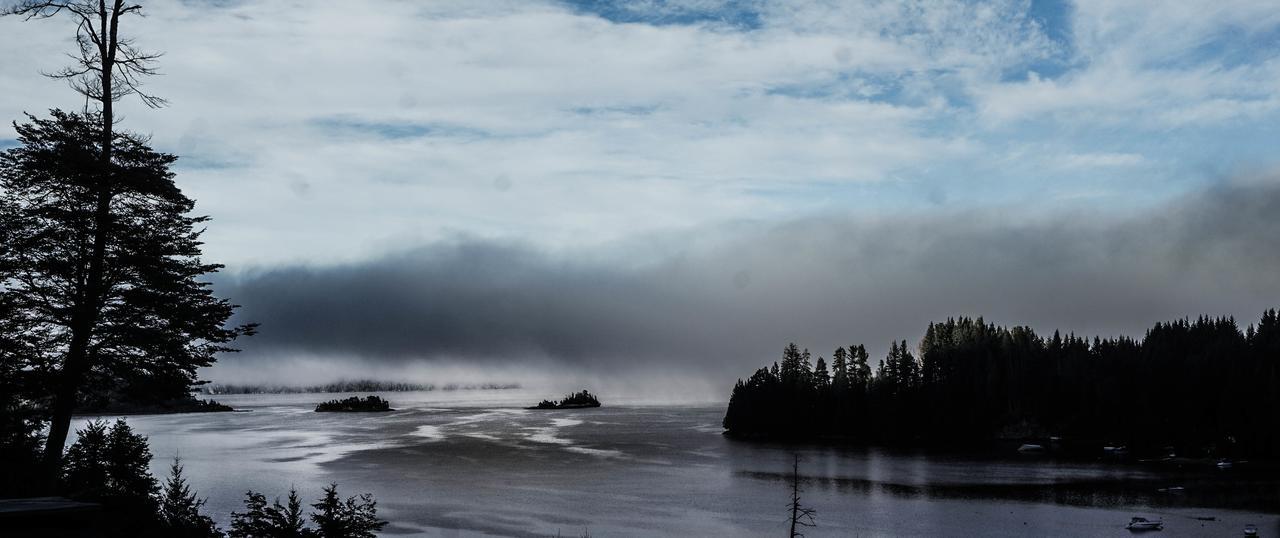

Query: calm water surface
[80,390,1280,537]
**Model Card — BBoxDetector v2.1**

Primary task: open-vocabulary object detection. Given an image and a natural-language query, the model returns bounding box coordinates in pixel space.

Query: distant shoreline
[73,397,234,416]
[199,380,521,395]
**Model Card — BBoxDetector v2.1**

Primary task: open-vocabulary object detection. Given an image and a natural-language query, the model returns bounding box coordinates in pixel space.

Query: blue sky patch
[310,117,492,141]
[561,0,763,31]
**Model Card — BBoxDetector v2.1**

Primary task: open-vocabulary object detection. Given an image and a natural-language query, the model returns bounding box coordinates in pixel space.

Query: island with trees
[527,390,602,410]
[314,396,392,412]
[723,310,1280,461]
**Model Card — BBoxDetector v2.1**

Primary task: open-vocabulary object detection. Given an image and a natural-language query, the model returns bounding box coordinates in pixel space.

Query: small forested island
[724,309,1280,461]
[528,390,602,409]
[314,395,392,412]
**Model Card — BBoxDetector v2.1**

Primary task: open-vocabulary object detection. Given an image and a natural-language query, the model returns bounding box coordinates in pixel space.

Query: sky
[2,0,1279,394]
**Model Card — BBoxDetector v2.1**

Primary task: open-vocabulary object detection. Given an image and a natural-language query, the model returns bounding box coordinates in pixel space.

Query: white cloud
[0,0,1277,269]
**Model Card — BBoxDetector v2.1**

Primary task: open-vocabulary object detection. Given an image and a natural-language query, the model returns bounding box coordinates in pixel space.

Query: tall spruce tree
[1,0,244,489]
[830,347,849,392]
[0,111,253,490]
[158,459,223,538]
[813,357,830,388]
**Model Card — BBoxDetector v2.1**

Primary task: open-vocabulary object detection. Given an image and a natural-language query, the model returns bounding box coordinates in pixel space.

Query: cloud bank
[3,0,1278,268]
[213,175,1280,385]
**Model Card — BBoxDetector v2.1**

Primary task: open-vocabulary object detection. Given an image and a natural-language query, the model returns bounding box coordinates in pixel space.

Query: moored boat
[1125,517,1163,531]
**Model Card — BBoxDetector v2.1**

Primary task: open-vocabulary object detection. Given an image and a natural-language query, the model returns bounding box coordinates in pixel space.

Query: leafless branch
[3,0,167,109]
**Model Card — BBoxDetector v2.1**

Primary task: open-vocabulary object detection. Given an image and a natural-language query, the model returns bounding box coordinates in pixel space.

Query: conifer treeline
[723,310,1280,458]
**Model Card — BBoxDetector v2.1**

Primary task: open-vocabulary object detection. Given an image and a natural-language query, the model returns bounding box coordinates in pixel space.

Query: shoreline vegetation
[528,390,602,410]
[74,396,234,416]
[200,380,520,395]
[723,309,1280,461]
[314,395,392,412]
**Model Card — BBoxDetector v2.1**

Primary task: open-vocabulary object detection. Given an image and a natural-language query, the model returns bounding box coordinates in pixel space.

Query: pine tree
[0,112,253,488]
[310,484,386,538]
[2,1,254,489]
[830,347,849,392]
[269,488,311,538]
[61,419,159,531]
[849,345,871,390]
[813,357,830,389]
[229,491,272,538]
[158,459,223,538]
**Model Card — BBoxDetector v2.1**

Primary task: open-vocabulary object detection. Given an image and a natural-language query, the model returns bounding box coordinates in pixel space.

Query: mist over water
[212,177,1280,389]
[87,390,1280,537]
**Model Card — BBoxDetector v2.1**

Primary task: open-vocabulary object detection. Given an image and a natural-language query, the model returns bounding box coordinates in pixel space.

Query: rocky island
[314,395,392,412]
[527,390,601,410]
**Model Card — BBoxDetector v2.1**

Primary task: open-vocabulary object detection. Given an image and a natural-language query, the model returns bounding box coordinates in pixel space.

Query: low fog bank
[210,175,1280,391]
[202,356,726,404]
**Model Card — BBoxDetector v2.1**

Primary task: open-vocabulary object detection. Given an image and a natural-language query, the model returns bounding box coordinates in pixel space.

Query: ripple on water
[525,427,572,445]
[412,425,446,441]
[564,446,626,459]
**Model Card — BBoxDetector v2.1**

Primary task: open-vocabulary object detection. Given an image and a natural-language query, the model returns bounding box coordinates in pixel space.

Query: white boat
[1244,524,1258,536]
[1216,459,1234,470]
[1017,443,1046,454]
[1126,517,1163,531]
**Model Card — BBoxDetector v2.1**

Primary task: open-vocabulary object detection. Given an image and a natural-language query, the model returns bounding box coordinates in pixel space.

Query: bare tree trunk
[788,454,815,537]
[40,0,121,493]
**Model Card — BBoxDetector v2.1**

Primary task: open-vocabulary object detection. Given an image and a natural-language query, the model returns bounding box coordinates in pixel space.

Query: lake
[79,390,1279,537]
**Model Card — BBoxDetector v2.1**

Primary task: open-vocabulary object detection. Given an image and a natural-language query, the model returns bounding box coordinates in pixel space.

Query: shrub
[62,419,158,507]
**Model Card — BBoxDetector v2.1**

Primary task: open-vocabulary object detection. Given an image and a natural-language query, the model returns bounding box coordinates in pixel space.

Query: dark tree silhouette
[0,111,253,490]
[60,419,159,530]
[2,0,254,491]
[314,395,392,412]
[229,485,385,538]
[158,459,223,538]
[787,454,815,538]
[724,310,1280,458]
[310,483,387,538]
[529,389,602,409]
[229,488,310,538]
[0,285,45,497]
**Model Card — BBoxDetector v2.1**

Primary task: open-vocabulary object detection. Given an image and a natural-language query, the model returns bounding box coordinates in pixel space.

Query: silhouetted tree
[0,111,253,490]
[0,291,45,497]
[61,419,159,532]
[2,0,252,490]
[812,357,830,389]
[723,310,1280,458]
[787,454,815,538]
[848,345,871,389]
[158,459,223,538]
[229,488,311,538]
[830,347,849,392]
[229,491,274,538]
[310,483,387,538]
[230,485,385,538]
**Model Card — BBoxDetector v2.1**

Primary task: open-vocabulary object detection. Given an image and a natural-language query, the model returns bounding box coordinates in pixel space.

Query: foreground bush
[14,419,386,537]
[230,484,387,538]
[61,419,160,523]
